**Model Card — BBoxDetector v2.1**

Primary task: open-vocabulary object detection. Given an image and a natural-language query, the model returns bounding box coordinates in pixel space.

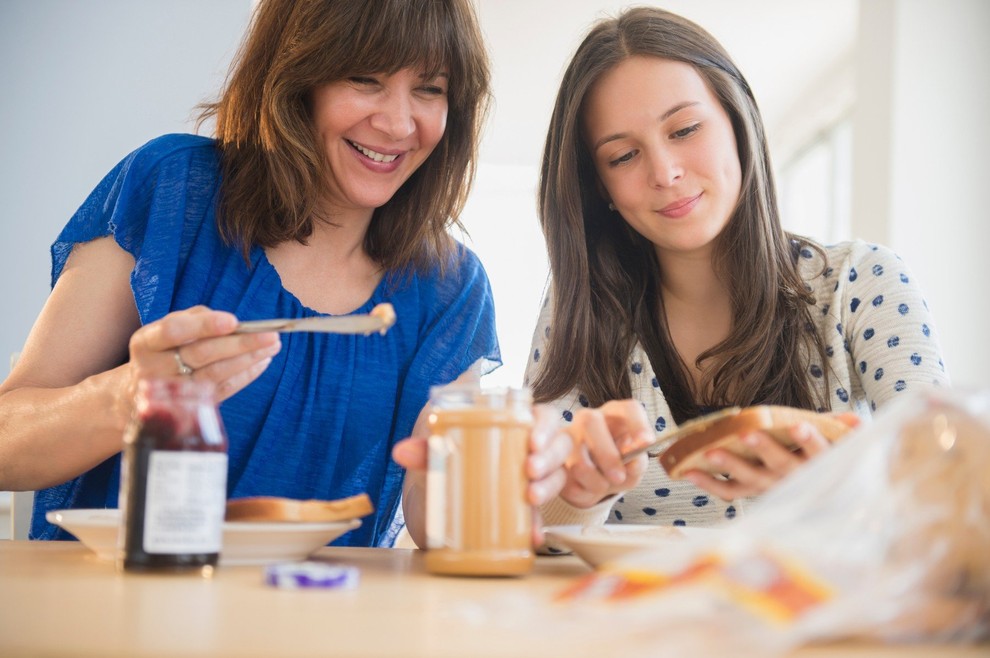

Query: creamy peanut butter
[424,388,534,577]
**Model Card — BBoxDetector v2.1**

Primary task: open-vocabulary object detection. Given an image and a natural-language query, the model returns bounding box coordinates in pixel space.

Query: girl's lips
[658,193,702,219]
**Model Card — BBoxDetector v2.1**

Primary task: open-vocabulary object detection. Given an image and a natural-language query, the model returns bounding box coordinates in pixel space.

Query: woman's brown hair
[198,0,491,273]
[532,6,830,423]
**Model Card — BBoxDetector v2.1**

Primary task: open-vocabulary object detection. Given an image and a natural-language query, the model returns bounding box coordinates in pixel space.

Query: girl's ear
[595,176,611,207]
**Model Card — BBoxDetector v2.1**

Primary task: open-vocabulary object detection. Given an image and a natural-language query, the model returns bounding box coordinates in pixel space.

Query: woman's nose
[370,93,415,140]
[648,150,683,188]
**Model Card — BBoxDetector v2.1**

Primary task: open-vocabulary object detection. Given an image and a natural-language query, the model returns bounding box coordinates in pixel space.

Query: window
[777,116,852,244]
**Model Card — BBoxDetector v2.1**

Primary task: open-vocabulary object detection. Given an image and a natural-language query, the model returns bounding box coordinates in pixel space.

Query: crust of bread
[658,405,852,479]
[224,493,374,523]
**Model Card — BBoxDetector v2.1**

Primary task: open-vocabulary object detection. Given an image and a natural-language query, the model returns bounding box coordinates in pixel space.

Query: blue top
[31,134,501,547]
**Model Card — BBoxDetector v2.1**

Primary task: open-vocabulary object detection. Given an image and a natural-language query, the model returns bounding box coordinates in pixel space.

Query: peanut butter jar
[424,386,534,577]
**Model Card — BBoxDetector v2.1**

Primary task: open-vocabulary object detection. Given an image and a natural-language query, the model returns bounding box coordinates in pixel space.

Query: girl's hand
[557,399,652,509]
[127,306,281,402]
[683,412,861,499]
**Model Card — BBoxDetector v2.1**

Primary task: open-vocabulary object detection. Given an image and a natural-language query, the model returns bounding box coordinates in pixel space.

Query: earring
[608,202,616,212]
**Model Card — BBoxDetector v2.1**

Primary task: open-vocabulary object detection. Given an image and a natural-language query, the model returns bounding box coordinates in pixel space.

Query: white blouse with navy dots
[526,240,950,533]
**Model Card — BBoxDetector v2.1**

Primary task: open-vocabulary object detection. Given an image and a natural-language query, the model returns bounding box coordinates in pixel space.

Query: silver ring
[173,349,193,376]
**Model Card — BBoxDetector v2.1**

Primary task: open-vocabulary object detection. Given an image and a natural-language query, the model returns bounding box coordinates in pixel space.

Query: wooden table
[0,541,985,658]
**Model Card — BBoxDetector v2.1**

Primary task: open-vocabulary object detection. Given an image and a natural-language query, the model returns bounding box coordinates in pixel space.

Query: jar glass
[424,385,534,577]
[118,378,228,575]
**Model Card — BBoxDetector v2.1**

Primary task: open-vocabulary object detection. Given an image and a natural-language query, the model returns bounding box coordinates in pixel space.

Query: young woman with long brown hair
[528,7,949,531]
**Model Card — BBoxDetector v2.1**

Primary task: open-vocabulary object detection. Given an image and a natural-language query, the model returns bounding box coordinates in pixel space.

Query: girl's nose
[648,149,683,188]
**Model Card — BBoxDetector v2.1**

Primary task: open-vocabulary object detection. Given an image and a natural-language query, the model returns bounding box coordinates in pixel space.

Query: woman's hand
[683,412,860,499]
[126,306,281,403]
[390,403,575,547]
[557,399,652,509]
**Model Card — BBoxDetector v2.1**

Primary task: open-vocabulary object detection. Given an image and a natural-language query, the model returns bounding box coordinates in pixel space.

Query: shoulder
[800,240,909,291]
[826,240,901,268]
[391,240,494,317]
[429,240,492,295]
[117,133,219,182]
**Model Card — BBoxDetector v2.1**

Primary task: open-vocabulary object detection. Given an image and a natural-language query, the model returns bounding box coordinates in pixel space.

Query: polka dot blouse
[526,240,950,536]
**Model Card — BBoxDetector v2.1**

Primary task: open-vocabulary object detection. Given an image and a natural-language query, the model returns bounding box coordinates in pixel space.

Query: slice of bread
[225,493,374,523]
[658,405,853,479]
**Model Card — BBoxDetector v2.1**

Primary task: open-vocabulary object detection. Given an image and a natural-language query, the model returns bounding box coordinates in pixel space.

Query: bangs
[341,1,454,79]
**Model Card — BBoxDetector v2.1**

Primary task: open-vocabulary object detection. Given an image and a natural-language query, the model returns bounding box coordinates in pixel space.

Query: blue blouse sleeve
[370,243,500,546]
[394,243,500,408]
[50,134,219,323]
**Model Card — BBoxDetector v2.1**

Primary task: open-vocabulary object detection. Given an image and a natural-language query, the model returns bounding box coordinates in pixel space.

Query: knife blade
[235,303,396,335]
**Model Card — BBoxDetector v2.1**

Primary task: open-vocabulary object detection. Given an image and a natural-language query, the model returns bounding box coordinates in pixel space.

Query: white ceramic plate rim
[544,523,716,548]
[46,508,360,565]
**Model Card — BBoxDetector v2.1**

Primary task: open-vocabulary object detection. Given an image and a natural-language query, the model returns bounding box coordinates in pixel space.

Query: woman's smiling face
[311,67,449,218]
[583,55,742,259]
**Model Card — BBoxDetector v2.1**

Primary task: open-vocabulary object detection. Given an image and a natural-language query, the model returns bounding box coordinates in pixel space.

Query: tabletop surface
[0,540,985,658]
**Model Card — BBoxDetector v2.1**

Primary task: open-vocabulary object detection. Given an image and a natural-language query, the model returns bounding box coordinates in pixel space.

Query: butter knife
[235,302,397,336]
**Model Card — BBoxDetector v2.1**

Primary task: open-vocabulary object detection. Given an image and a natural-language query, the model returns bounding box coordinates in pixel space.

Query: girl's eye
[671,123,701,139]
[608,150,637,167]
[419,84,446,96]
[349,76,378,86]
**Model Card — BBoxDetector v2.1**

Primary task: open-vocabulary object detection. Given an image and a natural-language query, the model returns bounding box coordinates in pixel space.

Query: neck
[264,209,383,315]
[655,246,727,309]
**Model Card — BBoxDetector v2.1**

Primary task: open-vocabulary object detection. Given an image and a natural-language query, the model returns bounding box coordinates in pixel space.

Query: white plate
[544,524,718,568]
[46,508,360,566]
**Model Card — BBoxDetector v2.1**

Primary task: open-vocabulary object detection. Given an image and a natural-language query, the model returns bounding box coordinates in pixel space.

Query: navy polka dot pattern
[524,240,948,532]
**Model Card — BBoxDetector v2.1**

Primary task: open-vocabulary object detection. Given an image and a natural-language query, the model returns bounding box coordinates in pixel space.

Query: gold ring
[174,350,193,376]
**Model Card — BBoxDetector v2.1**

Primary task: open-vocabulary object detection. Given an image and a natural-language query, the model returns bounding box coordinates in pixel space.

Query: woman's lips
[658,193,702,219]
[347,139,405,173]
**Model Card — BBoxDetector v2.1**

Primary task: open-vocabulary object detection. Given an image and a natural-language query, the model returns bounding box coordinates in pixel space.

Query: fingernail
[530,482,547,505]
[743,434,759,446]
[608,468,626,484]
[707,451,724,465]
[529,455,547,475]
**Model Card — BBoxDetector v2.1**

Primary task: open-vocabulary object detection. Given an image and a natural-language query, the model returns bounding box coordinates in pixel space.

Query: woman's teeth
[349,140,399,163]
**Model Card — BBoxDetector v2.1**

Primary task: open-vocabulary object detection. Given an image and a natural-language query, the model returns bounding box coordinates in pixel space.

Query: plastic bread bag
[550,389,990,655]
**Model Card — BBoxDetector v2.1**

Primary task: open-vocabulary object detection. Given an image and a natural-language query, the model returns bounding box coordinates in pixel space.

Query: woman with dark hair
[0,0,572,548]
[528,7,949,531]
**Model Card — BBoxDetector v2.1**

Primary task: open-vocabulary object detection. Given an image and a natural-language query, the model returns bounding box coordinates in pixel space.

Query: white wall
[852,0,990,388]
[0,0,252,373]
[1,0,985,393]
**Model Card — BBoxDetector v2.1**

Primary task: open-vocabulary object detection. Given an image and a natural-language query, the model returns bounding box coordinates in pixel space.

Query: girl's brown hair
[533,6,830,423]
[198,0,491,273]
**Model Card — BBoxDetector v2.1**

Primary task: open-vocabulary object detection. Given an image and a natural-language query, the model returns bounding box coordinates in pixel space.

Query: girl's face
[583,56,742,260]
[311,67,449,218]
